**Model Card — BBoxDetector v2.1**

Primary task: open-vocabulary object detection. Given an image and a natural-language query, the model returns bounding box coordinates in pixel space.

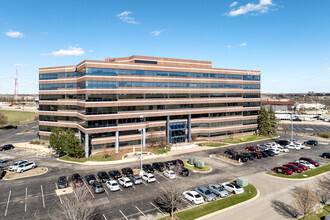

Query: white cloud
[88,49,94,53]
[240,42,247,46]
[151,29,165,36]
[226,45,232,49]
[41,46,85,57]
[272,79,280,83]
[5,30,25,38]
[230,1,238,7]
[13,64,26,67]
[117,11,139,24]
[328,68,330,72]
[227,0,274,17]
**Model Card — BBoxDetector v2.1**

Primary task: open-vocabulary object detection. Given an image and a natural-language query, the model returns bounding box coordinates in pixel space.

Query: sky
[0,0,329,94]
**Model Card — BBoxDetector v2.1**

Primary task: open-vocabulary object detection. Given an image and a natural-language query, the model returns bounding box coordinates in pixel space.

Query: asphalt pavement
[0,121,38,145]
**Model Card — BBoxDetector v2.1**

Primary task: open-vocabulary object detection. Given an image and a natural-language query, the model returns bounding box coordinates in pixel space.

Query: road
[0,121,38,145]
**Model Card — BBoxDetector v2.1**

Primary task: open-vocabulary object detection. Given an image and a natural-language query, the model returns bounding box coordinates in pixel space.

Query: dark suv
[0,144,14,151]
[109,170,122,179]
[71,173,83,187]
[4,125,17,129]
[321,152,330,158]
[152,162,166,172]
[304,140,318,146]
[177,167,189,177]
[232,154,249,162]
[97,171,110,182]
[171,159,184,167]
[276,140,290,146]
[121,168,134,177]
[142,164,154,173]
[0,168,6,179]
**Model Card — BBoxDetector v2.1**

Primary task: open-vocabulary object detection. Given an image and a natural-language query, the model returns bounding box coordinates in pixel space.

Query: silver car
[195,187,216,202]
[208,184,228,197]
[130,175,143,184]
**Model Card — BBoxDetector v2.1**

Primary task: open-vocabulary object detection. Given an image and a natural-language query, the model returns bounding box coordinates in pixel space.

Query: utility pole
[139,115,145,176]
[14,69,18,103]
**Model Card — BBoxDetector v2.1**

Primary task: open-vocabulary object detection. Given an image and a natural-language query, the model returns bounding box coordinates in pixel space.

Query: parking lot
[0,135,329,220]
[280,123,330,134]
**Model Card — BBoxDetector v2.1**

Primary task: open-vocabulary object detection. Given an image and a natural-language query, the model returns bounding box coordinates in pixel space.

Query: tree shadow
[271,200,300,219]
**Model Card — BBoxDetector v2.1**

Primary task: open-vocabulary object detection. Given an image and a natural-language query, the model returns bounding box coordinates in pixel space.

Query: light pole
[291,106,294,142]
[139,115,145,176]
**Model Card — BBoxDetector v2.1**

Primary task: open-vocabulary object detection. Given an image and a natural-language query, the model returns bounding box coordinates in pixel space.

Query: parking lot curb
[2,167,49,181]
[196,188,261,220]
[224,136,280,147]
[264,170,330,181]
[185,166,213,174]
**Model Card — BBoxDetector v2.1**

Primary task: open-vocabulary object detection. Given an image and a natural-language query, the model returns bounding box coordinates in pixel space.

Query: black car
[0,144,14,151]
[85,174,97,185]
[251,152,262,159]
[177,167,189,177]
[242,153,255,160]
[54,152,66,158]
[321,152,330,158]
[109,170,122,179]
[164,161,175,170]
[4,125,17,129]
[0,168,6,179]
[154,197,177,213]
[263,150,275,157]
[152,162,166,172]
[224,149,237,156]
[0,159,13,168]
[97,171,110,182]
[260,151,269,158]
[171,159,184,167]
[142,164,154,173]
[121,168,134,177]
[232,154,249,162]
[58,176,68,188]
[304,140,318,146]
[276,140,290,146]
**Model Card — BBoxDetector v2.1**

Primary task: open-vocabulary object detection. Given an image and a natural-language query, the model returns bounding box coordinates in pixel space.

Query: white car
[142,173,156,183]
[221,182,244,194]
[296,160,315,169]
[106,180,120,191]
[8,160,28,171]
[118,177,133,188]
[14,161,36,173]
[266,142,280,148]
[287,144,300,150]
[293,141,305,149]
[278,146,289,153]
[182,191,204,205]
[271,148,281,155]
[163,170,177,179]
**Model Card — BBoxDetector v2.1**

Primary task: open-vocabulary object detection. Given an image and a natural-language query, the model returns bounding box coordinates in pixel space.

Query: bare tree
[315,175,330,205]
[0,112,8,125]
[156,179,185,218]
[292,185,320,220]
[51,187,99,220]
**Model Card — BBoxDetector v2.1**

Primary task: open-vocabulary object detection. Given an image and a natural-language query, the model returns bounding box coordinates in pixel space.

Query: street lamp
[290,106,294,142]
[139,115,145,176]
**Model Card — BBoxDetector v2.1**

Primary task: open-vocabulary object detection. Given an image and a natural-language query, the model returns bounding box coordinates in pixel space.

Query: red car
[283,164,303,173]
[299,157,319,167]
[245,146,260,152]
[251,152,262,159]
[273,166,293,175]
[71,173,83,187]
[288,162,308,171]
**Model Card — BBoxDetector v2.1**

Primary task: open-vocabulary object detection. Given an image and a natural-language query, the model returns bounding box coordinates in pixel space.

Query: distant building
[261,100,296,112]
[295,103,325,110]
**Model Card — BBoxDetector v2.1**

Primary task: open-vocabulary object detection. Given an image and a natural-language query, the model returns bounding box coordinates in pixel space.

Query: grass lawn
[158,184,257,220]
[60,155,115,163]
[0,110,37,125]
[199,142,226,147]
[184,162,211,172]
[267,164,330,179]
[303,205,330,220]
[224,134,278,144]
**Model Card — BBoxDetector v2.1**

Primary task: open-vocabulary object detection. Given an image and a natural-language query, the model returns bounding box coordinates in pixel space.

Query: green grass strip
[302,204,330,220]
[60,155,114,163]
[267,164,330,179]
[158,184,257,220]
[224,134,278,144]
[0,110,37,125]
[184,162,211,172]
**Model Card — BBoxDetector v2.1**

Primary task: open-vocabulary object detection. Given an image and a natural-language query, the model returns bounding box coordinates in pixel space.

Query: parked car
[296,160,315,169]
[121,168,134,177]
[92,181,105,194]
[242,153,255,160]
[171,159,184,167]
[14,161,36,173]
[208,184,228,197]
[232,154,249,162]
[321,152,330,158]
[245,146,260,152]
[299,157,319,167]
[224,149,237,156]
[177,167,189,177]
[57,176,68,188]
[0,159,13,168]
[142,173,156,183]
[142,164,154,173]
[154,197,176,213]
[8,160,27,171]
[260,151,269,158]
[152,162,166,172]
[164,161,175,170]
[221,182,244,194]
[250,152,262,159]
[85,174,97,185]
[130,175,143,184]
[195,187,217,202]
[278,146,289,153]
[288,162,308,171]
[292,141,305,149]
[304,140,318,146]
[283,164,303,173]
[257,144,270,150]
[4,125,17,129]
[0,144,15,151]
[287,144,301,150]
[109,170,122,180]
[71,173,83,187]
[272,166,293,175]
[97,171,110,182]
[263,150,275,157]
[271,148,281,155]
[54,152,66,158]
[163,170,177,179]
[182,191,204,205]
[0,168,5,179]
[118,177,133,188]
[106,180,120,191]
[276,140,290,146]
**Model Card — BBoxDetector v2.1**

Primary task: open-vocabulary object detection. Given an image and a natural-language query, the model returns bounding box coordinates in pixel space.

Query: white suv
[118,177,133,188]
[14,161,36,173]
[8,160,28,171]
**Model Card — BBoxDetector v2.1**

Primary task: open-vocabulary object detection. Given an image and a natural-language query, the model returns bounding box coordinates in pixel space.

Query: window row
[39,72,79,80]
[191,119,257,128]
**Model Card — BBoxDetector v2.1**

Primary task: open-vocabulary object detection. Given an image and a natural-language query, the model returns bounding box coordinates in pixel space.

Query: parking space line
[4,190,11,216]
[118,186,124,191]
[142,181,148,186]
[25,188,27,212]
[41,185,45,208]
[132,185,135,189]
[119,210,129,220]
[156,180,161,184]
[102,214,108,220]
[135,205,150,220]
[181,197,193,207]
[104,188,109,195]
[83,180,95,198]
[155,171,170,181]
[150,202,165,216]
[55,183,63,204]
